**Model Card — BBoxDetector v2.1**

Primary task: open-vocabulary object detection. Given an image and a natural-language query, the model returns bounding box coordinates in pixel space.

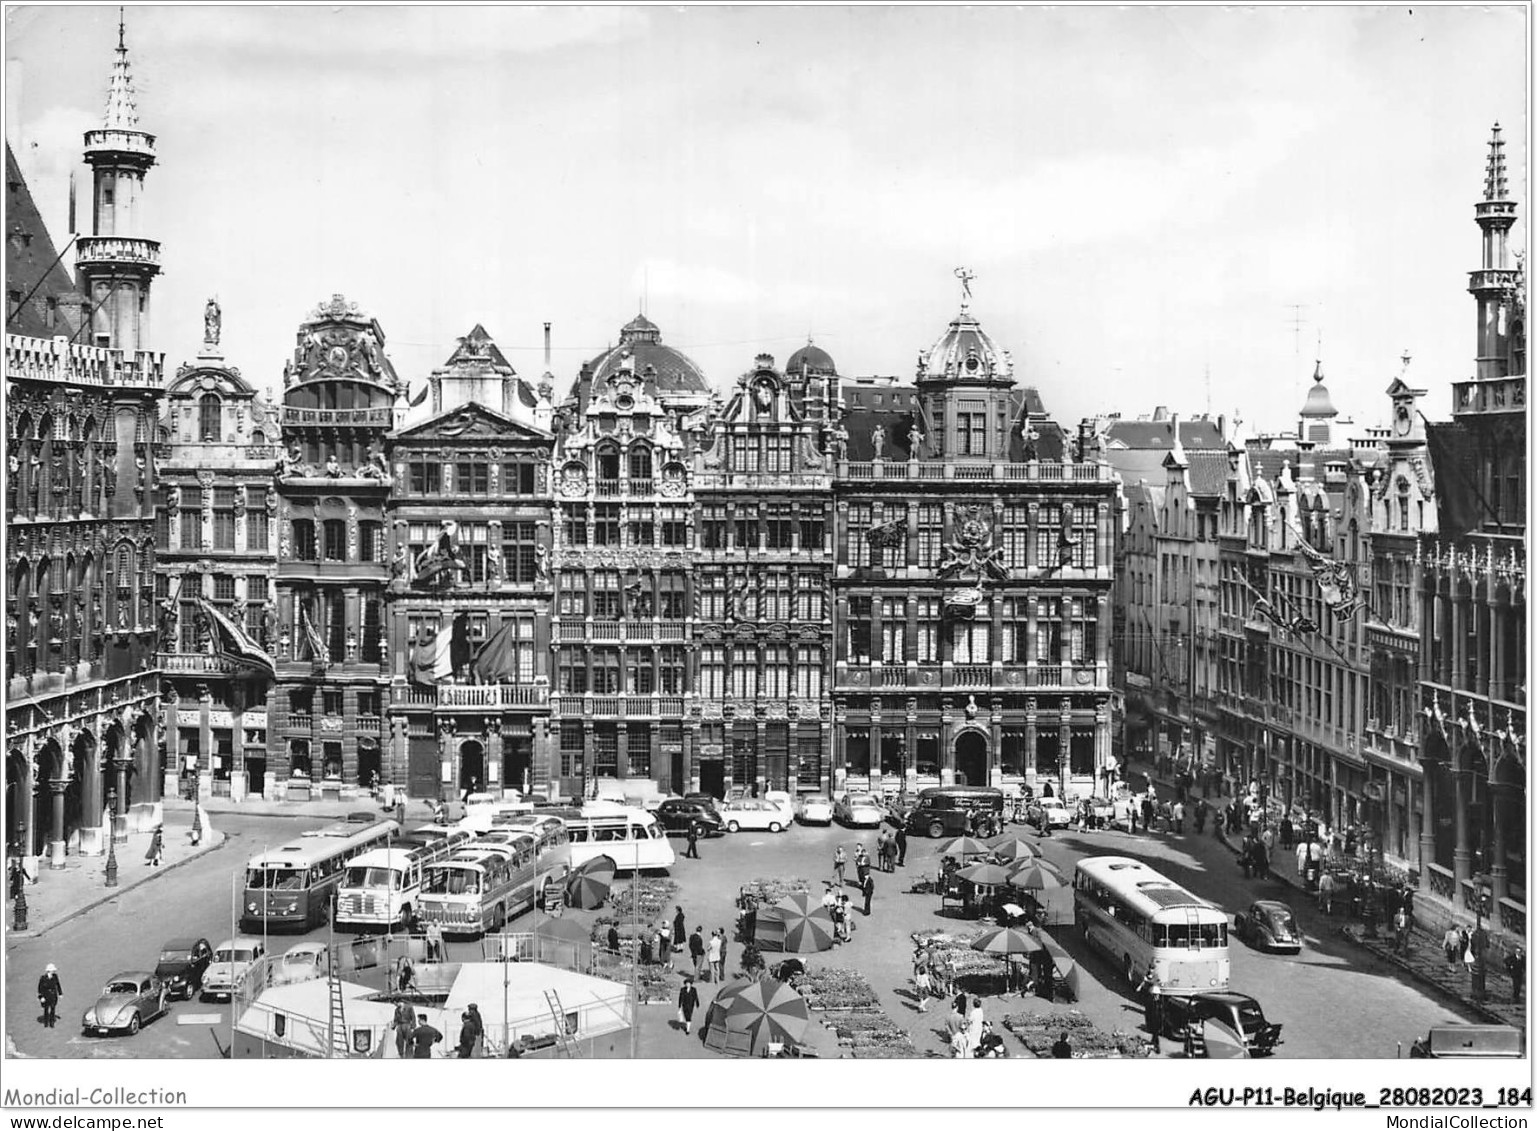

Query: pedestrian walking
[912,949,932,1012]
[829,894,847,942]
[707,929,724,983]
[946,995,970,1058]
[37,963,62,1029]
[673,905,687,954]
[861,870,875,916]
[895,826,908,867]
[1317,870,1337,915]
[833,844,847,887]
[424,919,444,963]
[1442,925,1463,968]
[1401,887,1416,935]
[1279,815,1294,849]
[1504,944,1525,1004]
[1172,800,1185,835]
[1140,797,1154,834]
[685,822,701,859]
[966,997,986,1055]
[391,997,416,1058]
[145,825,164,867]
[855,844,870,886]
[8,857,24,901]
[1393,905,1410,954]
[456,1010,478,1058]
[677,975,700,1034]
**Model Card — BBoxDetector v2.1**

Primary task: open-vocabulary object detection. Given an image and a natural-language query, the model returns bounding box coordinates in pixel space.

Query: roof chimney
[1152,405,1169,422]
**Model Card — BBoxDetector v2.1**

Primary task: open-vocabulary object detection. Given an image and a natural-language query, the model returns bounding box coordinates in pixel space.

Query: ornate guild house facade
[831,285,1117,799]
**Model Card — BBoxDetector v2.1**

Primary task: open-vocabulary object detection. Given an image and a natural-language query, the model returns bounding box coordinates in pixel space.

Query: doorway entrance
[458,739,485,796]
[954,730,988,788]
[357,739,382,792]
[699,759,725,799]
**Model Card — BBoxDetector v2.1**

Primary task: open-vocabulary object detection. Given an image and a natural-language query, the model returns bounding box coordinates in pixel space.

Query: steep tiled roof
[5,143,84,340]
[1186,449,1230,497]
[1105,418,1225,450]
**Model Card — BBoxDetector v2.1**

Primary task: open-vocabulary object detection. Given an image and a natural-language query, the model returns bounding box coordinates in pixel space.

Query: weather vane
[955,266,975,312]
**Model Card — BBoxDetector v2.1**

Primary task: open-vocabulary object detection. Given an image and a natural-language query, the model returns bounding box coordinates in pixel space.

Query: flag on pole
[300,606,330,669]
[471,620,522,684]
[409,623,453,686]
[196,597,276,679]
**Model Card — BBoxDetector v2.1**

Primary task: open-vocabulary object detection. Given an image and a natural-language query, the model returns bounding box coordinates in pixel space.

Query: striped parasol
[987,837,1040,863]
[969,925,1045,956]
[936,835,992,859]
[758,892,836,953]
[955,862,1014,887]
[564,854,615,910]
[714,976,811,1056]
[1202,1017,1250,1059]
[1007,859,1070,892]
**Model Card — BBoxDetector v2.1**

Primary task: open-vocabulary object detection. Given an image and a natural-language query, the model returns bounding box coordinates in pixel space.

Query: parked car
[834,793,885,828]
[1155,991,1282,1057]
[1408,1025,1526,1058]
[682,793,724,817]
[1233,900,1302,953]
[795,794,835,825]
[201,938,266,1002]
[762,791,795,822]
[153,937,212,1001]
[81,972,168,1036]
[271,941,331,986]
[720,798,790,833]
[1027,797,1071,830]
[655,799,725,836]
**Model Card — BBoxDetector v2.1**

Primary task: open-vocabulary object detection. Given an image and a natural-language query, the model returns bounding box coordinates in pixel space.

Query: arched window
[199,394,222,442]
[628,444,652,484]
[251,429,266,446]
[1397,479,1411,532]
[596,443,621,490]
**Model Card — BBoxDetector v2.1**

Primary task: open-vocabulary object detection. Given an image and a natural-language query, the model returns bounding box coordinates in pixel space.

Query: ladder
[326,969,349,1058]
[544,989,579,1058]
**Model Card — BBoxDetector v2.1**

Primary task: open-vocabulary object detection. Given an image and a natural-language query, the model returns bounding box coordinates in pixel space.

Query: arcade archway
[954,730,988,788]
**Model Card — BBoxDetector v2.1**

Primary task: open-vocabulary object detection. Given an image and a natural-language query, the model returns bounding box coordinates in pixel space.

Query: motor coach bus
[563,807,675,873]
[407,824,476,854]
[334,835,462,931]
[1073,856,1231,994]
[240,820,398,931]
[418,837,539,937]
[494,814,573,890]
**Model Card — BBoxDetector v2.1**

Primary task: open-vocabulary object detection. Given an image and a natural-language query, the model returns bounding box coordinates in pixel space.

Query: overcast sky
[5,5,1527,434]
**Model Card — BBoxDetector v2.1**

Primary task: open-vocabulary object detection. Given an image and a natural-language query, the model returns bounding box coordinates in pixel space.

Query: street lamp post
[104,788,119,888]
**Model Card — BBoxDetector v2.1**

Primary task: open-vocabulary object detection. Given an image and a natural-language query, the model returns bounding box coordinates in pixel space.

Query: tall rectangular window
[793,646,823,699]
[154,489,171,546]
[762,572,790,620]
[1037,598,1064,663]
[292,520,316,561]
[593,728,618,776]
[1002,597,1027,662]
[1003,505,1029,568]
[953,621,990,664]
[593,504,621,546]
[701,506,728,550]
[917,505,943,567]
[700,574,727,620]
[627,726,652,778]
[699,645,725,698]
[659,645,686,694]
[502,522,538,584]
[627,506,655,547]
[460,522,489,582]
[455,462,489,494]
[562,504,589,547]
[502,460,536,495]
[799,506,825,553]
[1069,597,1092,663]
[763,646,790,697]
[848,505,872,568]
[848,595,872,664]
[1035,508,1062,571]
[212,487,236,550]
[795,572,824,621]
[765,504,794,549]
[658,572,688,619]
[245,488,269,550]
[733,505,759,551]
[917,598,941,661]
[731,436,760,473]
[660,507,689,547]
[880,597,905,661]
[559,723,584,779]
[557,571,587,616]
[592,571,621,618]
[763,434,792,473]
[323,519,347,562]
[877,504,907,569]
[957,411,986,456]
[359,521,384,564]
[558,647,588,693]
[181,487,203,550]
[730,646,759,698]
[1072,505,1097,568]
[409,462,442,494]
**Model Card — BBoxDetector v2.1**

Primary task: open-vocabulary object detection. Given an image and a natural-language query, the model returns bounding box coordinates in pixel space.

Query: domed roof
[575,313,709,408]
[1300,359,1337,418]
[785,339,837,377]
[917,310,1013,384]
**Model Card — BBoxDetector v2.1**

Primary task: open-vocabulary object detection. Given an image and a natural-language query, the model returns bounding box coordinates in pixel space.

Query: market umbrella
[761,892,836,953]
[1004,855,1064,880]
[1007,860,1070,893]
[565,854,616,910]
[956,862,1015,887]
[717,976,811,1056]
[1202,1018,1250,1059]
[988,838,1039,863]
[969,925,1045,956]
[936,835,991,859]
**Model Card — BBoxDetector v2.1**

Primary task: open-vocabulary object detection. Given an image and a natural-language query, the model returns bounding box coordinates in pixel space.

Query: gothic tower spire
[1470,122,1519,380]
[77,11,160,352]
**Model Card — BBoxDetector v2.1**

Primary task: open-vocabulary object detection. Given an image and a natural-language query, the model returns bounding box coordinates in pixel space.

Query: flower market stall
[1001,1008,1152,1058]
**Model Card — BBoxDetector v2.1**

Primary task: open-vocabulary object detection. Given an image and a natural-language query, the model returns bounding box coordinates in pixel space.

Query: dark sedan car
[1233,900,1302,953]
[154,937,213,1000]
[655,799,725,836]
[1154,991,1283,1057]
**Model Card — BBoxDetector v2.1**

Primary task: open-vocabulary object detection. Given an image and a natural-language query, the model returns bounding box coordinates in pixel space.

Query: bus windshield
[247,866,306,890]
[423,868,480,895]
[343,866,400,889]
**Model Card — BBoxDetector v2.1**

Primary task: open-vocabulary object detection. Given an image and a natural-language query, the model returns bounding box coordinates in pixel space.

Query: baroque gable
[392,402,551,447]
